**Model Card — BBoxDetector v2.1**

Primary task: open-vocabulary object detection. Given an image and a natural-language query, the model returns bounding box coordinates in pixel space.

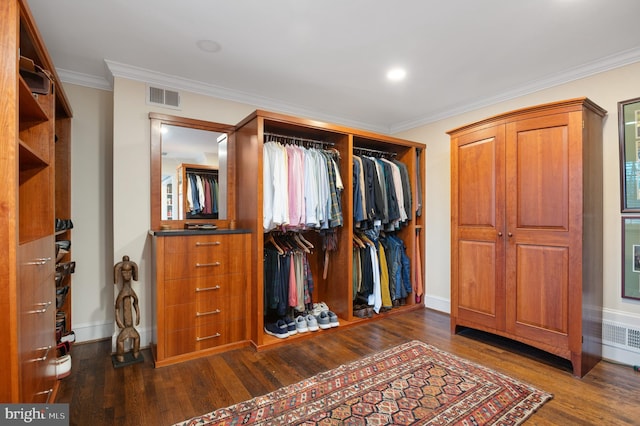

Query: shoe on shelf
[55,240,71,251]
[311,302,329,317]
[328,311,340,327]
[316,311,332,330]
[60,331,75,344]
[295,315,309,333]
[56,341,71,357]
[56,286,70,309]
[285,317,297,336]
[353,306,372,318]
[55,218,74,232]
[305,314,319,332]
[55,354,72,379]
[264,320,289,339]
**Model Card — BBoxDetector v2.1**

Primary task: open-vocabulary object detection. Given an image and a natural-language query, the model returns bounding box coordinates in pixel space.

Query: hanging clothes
[353,153,412,231]
[352,230,412,310]
[263,233,317,321]
[263,141,344,232]
[185,170,219,218]
[414,230,424,302]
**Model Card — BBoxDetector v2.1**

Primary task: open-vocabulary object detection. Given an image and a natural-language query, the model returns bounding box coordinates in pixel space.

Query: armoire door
[504,111,583,352]
[451,125,506,332]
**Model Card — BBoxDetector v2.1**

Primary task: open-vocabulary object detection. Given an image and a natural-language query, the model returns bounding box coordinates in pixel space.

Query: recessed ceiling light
[387,68,407,82]
[196,39,222,53]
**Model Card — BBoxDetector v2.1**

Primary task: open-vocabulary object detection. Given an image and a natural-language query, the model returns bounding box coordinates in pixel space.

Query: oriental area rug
[174,340,552,425]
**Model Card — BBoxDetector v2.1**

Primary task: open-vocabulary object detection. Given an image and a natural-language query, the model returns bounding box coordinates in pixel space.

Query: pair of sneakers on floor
[264,302,339,339]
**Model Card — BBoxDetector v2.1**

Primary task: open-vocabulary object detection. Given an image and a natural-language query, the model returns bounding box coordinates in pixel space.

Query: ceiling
[27,0,640,134]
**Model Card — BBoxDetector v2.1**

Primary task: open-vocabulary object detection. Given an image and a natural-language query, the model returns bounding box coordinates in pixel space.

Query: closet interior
[235,110,426,349]
[177,163,220,220]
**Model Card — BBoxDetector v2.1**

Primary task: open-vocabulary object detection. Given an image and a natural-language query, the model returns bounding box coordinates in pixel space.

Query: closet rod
[186,170,219,176]
[354,147,397,158]
[264,132,335,147]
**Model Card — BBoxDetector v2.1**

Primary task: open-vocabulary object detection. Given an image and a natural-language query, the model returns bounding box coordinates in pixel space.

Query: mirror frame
[149,112,236,230]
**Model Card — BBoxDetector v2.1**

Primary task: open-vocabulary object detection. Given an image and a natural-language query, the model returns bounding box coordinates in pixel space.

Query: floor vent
[603,320,640,353]
[147,85,181,109]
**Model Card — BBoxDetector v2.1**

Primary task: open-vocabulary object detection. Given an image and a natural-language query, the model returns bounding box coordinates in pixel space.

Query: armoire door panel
[456,239,505,329]
[457,137,498,227]
[510,243,569,337]
[458,240,496,315]
[507,116,572,231]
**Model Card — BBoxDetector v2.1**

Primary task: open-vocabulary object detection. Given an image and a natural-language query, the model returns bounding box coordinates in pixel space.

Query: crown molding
[57,68,113,91]
[104,60,388,134]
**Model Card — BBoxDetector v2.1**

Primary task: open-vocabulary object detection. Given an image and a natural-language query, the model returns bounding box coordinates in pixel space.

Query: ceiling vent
[147,85,181,109]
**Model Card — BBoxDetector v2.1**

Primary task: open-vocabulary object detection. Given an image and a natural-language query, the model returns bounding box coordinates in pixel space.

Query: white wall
[66,84,114,342]
[71,61,640,364]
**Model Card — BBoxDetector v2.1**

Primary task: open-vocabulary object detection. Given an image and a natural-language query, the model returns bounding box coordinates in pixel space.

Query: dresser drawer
[164,273,246,306]
[164,295,244,331]
[164,319,245,357]
[196,294,245,323]
[164,303,196,331]
[19,237,55,292]
[196,319,245,351]
[164,234,246,254]
[164,252,244,279]
[165,327,196,357]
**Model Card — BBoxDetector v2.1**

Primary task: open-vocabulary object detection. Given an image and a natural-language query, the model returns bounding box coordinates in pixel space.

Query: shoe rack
[0,0,73,402]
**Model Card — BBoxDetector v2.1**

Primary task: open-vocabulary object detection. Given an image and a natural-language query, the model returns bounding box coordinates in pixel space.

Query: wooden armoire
[449,98,606,377]
[0,0,73,402]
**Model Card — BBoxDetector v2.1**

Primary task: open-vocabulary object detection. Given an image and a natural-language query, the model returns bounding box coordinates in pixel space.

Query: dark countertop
[149,228,250,236]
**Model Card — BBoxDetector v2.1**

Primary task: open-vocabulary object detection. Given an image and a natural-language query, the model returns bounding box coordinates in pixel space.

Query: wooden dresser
[150,230,250,367]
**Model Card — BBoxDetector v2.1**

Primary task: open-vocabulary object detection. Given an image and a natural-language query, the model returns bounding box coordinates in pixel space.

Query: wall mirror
[150,113,236,230]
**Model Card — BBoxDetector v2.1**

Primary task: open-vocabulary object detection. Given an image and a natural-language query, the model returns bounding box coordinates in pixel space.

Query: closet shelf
[18,76,50,124]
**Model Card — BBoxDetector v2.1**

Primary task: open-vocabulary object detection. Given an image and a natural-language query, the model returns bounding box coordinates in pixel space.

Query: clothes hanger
[265,233,284,255]
[293,233,311,253]
[296,233,314,250]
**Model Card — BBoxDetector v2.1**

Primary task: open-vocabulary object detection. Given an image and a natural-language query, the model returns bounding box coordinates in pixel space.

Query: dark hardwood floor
[56,308,640,425]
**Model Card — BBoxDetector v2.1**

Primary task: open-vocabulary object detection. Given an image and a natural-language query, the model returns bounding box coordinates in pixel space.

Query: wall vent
[602,320,640,353]
[146,85,181,109]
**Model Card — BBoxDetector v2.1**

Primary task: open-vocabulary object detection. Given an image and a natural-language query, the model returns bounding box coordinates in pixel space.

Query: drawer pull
[196,285,221,292]
[33,345,52,362]
[35,388,54,403]
[196,262,221,267]
[196,333,221,342]
[196,241,221,246]
[196,309,221,317]
[26,257,52,265]
[30,301,53,314]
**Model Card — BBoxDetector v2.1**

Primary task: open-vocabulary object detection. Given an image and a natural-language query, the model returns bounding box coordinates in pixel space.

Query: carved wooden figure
[113,255,141,362]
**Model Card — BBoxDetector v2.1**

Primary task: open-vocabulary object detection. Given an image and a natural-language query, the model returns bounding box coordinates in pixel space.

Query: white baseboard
[72,321,152,351]
[72,321,114,343]
[424,294,450,314]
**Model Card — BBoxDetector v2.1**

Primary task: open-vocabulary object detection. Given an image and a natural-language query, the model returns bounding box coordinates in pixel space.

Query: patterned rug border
[175,340,553,425]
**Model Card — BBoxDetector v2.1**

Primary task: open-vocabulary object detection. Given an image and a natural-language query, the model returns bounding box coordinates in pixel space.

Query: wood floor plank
[57,309,640,425]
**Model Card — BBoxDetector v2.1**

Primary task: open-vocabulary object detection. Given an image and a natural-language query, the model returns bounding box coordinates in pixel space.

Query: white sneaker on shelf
[311,302,329,317]
[295,315,309,333]
[305,314,320,332]
[328,311,340,327]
